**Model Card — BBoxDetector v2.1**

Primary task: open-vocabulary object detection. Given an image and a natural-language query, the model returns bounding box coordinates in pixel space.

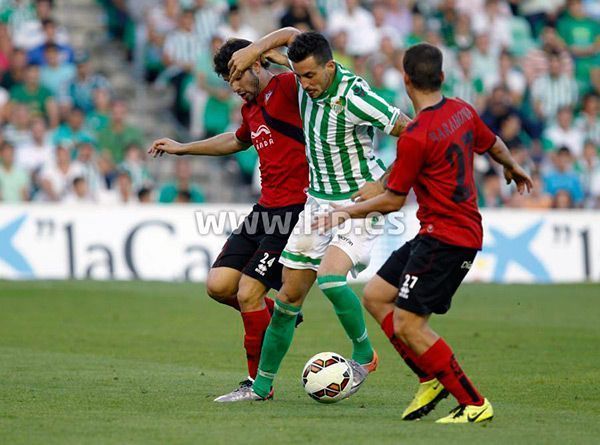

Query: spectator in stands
[471,0,512,52]
[39,43,75,99]
[471,32,499,81]
[239,0,278,37]
[478,169,504,208]
[553,189,575,208]
[193,35,231,138]
[218,4,258,42]
[3,103,32,147]
[575,92,600,146]
[522,25,574,85]
[543,106,585,156]
[38,145,78,201]
[557,0,600,92]
[404,11,426,47]
[27,18,74,65]
[443,48,485,109]
[71,142,104,199]
[1,48,27,92]
[483,50,526,104]
[328,0,378,56]
[531,51,579,120]
[53,107,96,151]
[382,0,411,42]
[161,8,201,125]
[138,186,153,204]
[85,88,111,137]
[10,63,59,127]
[447,13,474,50]
[0,141,28,202]
[97,100,144,163]
[544,146,584,205]
[507,172,553,208]
[144,0,180,82]
[15,116,54,174]
[63,176,94,203]
[158,158,204,203]
[193,0,226,46]
[518,0,565,38]
[120,143,152,192]
[280,0,325,32]
[578,140,600,208]
[67,51,110,114]
[330,30,353,70]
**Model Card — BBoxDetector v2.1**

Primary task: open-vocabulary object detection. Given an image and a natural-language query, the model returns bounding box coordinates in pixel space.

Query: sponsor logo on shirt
[251,124,275,150]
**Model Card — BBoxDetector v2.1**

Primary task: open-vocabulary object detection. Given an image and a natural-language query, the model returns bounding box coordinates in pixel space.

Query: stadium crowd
[0,0,598,208]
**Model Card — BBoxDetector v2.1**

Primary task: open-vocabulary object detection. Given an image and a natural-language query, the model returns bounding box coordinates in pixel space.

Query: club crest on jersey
[331,96,345,114]
[251,124,275,150]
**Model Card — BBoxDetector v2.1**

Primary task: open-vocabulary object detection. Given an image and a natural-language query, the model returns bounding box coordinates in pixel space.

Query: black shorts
[212,203,304,290]
[377,235,478,315]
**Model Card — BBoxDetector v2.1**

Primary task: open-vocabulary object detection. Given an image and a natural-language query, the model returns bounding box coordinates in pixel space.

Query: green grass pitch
[1,280,599,444]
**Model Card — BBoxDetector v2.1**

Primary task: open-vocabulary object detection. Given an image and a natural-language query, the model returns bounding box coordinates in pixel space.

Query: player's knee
[206,271,236,302]
[236,285,261,307]
[277,283,304,306]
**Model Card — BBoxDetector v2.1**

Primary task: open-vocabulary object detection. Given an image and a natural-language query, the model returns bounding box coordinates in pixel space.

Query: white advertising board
[1,204,599,283]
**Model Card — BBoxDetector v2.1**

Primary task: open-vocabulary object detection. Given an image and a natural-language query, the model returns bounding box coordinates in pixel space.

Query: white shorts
[279,195,382,277]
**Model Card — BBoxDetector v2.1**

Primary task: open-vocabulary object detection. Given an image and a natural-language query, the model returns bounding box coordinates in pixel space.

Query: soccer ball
[301,352,353,403]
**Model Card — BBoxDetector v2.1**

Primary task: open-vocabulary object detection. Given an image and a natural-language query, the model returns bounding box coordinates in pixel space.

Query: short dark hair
[403,43,443,92]
[288,32,333,66]
[213,38,269,79]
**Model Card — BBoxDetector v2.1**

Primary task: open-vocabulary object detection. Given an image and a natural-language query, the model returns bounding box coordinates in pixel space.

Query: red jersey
[235,72,308,208]
[387,97,496,249]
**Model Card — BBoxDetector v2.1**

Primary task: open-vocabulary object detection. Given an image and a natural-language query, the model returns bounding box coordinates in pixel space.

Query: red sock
[381,312,432,382]
[241,307,271,379]
[264,297,275,315]
[417,338,484,406]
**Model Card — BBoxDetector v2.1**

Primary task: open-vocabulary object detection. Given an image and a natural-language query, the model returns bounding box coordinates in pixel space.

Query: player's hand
[148,138,183,158]
[228,44,261,81]
[311,204,349,233]
[262,48,290,68]
[504,164,533,194]
[351,181,385,202]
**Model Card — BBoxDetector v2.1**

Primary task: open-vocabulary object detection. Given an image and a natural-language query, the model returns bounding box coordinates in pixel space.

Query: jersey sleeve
[346,80,400,135]
[235,109,251,144]
[469,104,497,154]
[386,134,426,195]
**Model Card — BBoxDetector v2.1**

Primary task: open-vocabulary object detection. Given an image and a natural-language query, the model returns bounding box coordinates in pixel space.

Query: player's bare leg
[393,308,493,423]
[363,276,446,419]
[206,267,242,309]
[317,246,378,397]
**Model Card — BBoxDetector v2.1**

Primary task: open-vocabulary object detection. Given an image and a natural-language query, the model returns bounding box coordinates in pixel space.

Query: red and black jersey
[387,97,497,250]
[235,72,308,208]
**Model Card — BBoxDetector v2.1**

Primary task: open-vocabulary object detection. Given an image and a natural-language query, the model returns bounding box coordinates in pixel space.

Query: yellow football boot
[402,378,449,420]
[436,398,494,424]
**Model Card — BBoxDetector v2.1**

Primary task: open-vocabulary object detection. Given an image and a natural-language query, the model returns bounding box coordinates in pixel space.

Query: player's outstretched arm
[228,27,301,80]
[487,136,533,194]
[148,133,250,158]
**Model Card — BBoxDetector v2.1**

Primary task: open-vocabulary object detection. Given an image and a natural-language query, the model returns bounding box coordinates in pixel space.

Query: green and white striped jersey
[296,63,400,199]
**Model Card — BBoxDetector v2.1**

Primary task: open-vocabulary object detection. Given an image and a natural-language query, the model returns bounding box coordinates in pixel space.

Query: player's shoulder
[274,71,296,84]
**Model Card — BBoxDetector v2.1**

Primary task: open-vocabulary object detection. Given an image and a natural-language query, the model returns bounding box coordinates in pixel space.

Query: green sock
[317,275,374,365]
[253,299,301,398]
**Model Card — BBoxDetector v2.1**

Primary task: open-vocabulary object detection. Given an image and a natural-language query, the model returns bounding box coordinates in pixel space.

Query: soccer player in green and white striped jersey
[218,29,410,403]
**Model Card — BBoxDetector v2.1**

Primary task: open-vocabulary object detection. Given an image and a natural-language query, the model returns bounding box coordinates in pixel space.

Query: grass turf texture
[1,281,599,444]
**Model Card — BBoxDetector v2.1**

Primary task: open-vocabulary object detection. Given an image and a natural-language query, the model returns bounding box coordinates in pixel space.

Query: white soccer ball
[301,352,353,403]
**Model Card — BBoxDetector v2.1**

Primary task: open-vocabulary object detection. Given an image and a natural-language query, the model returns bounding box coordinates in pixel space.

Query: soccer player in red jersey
[315,43,532,423]
[148,39,308,401]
